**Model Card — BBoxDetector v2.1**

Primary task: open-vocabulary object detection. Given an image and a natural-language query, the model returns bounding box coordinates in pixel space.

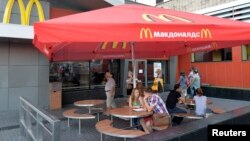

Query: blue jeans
[190,86,196,98]
[167,107,187,114]
[167,107,187,125]
[133,118,140,127]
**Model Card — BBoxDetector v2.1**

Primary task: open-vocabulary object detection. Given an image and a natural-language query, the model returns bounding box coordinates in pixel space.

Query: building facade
[2,0,249,112]
[158,0,250,89]
[0,0,173,111]
[0,0,51,111]
[0,0,114,111]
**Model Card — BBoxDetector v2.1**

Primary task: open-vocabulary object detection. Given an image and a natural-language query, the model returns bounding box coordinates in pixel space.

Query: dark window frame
[193,48,232,63]
[49,60,120,90]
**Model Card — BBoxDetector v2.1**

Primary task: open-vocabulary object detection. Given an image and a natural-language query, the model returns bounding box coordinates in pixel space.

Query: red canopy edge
[33,4,250,61]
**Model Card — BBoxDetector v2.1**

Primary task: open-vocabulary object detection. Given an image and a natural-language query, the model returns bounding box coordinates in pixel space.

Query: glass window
[242,44,250,61]
[147,60,169,85]
[193,48,232,62]
[50,60,120,90]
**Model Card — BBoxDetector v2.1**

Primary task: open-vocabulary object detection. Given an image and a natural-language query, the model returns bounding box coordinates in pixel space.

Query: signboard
[153,62,161,77]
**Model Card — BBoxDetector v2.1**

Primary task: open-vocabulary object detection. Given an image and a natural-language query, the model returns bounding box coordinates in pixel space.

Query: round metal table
[110,107,153,127]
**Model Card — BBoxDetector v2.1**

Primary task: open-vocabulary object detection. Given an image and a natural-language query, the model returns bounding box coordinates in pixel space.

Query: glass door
[128,60,147,87]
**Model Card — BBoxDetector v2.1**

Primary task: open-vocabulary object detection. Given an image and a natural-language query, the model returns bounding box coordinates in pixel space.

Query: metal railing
[19,96,60,141]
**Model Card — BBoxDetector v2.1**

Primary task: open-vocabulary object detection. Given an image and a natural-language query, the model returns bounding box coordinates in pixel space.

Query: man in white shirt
[104,72,116,115]
[190,69,200,97]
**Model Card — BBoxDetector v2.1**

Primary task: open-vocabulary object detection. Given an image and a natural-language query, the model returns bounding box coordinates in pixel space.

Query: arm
[139,97,145,108]
[160,78,164,91]
[111,85,115,93]
[129,96,133,108]
[177,76,181,84]
[110,79,116,93]
[189,76,196,87]
[178,97,185,104]
[192,96,197,104]
[143,95,156,112]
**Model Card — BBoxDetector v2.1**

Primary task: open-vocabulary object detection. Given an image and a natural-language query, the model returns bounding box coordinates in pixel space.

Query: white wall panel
[9,87,38,110]
[0,66,8,88]
[38,86,49,108]
[10,43,38,66]
[9,66,38,87]
[38,66,49,86]
[0,42,9,65]
[0,88,8,111]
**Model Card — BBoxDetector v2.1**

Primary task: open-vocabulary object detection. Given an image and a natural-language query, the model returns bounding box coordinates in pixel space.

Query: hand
[144,95,150,100]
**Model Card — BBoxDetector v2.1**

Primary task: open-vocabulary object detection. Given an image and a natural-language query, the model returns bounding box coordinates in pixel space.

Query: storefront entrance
[126,59,169,88]
[128,60,148,87]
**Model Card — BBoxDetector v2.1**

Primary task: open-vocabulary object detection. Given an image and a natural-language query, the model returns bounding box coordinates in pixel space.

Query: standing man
[189,68,200,97]
[188,66,195,97]
[104,72,116,116]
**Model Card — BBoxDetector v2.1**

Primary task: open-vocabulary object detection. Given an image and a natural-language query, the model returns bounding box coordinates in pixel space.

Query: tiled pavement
[1,96,250,141]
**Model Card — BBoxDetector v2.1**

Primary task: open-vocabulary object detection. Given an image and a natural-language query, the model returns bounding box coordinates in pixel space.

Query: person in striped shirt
[140,88,169,133]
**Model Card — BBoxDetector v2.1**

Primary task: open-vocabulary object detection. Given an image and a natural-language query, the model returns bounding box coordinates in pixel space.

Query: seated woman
[129,88,144,127]
[193,88,207,116]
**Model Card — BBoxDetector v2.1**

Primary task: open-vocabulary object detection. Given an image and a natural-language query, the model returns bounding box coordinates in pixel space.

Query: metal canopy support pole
[130,118,133,127]
[79,119,81,135]
[88,107,91,114]
[130,42,136,88]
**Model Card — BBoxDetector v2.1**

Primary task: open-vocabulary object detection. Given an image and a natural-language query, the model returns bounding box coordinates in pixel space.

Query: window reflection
[193,48,232,62]
[49,60,120,90]
[147,60,169,84]
[242,45,250,61]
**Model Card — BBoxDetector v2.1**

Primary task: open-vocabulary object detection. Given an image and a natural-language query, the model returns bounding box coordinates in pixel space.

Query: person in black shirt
[166,84,186,125]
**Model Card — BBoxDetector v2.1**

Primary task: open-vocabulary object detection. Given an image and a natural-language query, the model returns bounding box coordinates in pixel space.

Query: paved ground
[1,95,250,141]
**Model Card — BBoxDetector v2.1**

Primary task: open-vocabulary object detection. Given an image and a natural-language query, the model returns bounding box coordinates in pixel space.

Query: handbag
[151,84,158,91]
[151,78,158,91]
[152,113,170,127]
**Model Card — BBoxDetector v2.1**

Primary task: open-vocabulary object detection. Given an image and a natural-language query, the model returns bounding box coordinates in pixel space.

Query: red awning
[33,4,250,61]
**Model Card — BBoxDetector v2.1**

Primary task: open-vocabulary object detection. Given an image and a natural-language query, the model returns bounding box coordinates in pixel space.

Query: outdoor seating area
[2,1,250,141]
[1,97,250,141]
[63,109,95,134]
[96,119,146,140]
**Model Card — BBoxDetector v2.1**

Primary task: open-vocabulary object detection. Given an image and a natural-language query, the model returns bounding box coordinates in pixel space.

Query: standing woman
[178,71,188,98]
[126,71,133,96]
[151,69,164,93]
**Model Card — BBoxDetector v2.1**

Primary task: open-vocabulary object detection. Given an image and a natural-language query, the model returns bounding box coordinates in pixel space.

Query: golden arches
[3,0,45,25]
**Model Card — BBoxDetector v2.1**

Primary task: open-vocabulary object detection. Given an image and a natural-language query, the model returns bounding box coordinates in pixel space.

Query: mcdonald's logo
[3,0,45,25]
[200,28,212,38]
[101,42,127,50]
[211,42,217,49]
[142,14,192,23]
[187,42,218,53]
[140,28,153,39]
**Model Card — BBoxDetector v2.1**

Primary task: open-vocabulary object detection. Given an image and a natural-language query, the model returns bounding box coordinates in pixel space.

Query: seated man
[166,84,187,125]
[140,88,169,134]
